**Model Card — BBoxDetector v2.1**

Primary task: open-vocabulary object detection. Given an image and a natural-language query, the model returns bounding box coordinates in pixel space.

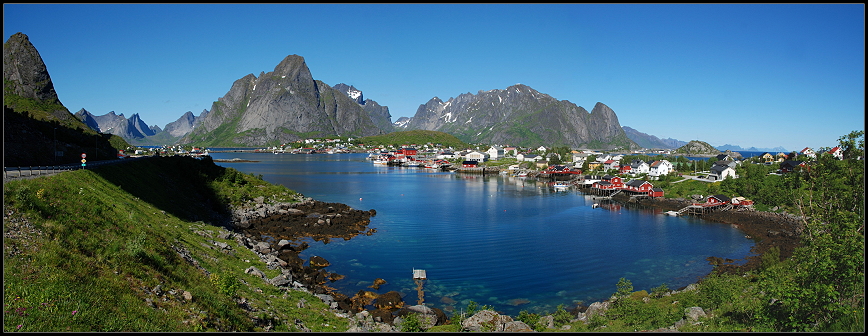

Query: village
[120,138,843,217]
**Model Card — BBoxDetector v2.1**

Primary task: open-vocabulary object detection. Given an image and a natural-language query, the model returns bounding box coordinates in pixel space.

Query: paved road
[3,157,149,183]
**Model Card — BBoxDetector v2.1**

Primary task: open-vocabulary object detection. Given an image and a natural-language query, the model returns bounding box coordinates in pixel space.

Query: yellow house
[587,162,603,171]
[775,152,788,162]
[760,152,774,163]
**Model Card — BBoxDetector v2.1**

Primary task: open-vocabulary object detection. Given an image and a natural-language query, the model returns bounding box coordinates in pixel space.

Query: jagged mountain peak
[180,54,384,146]
[404,84,638,149]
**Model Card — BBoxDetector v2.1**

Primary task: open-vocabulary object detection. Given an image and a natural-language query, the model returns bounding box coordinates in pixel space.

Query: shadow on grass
[89,155,232,224]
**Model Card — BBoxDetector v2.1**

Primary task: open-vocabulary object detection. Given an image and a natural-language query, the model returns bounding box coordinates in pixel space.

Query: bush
[399,313,424,332]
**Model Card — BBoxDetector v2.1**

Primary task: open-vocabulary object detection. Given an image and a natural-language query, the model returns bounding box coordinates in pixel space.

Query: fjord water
[212,152,753,316]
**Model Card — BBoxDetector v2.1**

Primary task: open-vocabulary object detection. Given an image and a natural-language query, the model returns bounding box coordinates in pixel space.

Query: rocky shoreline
[224,195,448,331]
[221,191,806,331]
[625,194,804,274]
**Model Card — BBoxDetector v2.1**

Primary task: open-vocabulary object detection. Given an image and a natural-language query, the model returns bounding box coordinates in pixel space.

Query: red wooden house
[703,195,731,206]
[624,180,654,193]
[619,165,632,174]
[398,147,418,156]
[649,188,664,198]
[601,175,624,189]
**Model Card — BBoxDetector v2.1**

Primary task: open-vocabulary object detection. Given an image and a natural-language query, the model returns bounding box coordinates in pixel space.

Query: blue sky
[4,4,864,151]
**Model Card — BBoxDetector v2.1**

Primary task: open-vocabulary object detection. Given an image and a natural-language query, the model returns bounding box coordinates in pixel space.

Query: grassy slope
[3,156,347,332]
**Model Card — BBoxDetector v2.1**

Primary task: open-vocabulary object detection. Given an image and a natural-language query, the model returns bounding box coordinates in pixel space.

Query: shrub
[399,313,424,332]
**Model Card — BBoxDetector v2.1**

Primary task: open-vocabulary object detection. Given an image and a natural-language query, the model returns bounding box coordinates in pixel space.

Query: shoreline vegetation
[3,131,863,332]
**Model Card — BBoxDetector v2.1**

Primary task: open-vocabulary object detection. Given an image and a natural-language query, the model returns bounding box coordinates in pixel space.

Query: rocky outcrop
[3,32,61,104]
[228,197,377,244]
[400,84,639,149]
[181,55,384,146]
[675,140,722,155]
[460,309,533,332]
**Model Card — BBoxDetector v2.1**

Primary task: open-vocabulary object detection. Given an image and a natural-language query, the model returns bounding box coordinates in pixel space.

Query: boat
[552,182,570,191]
[665,211,679,216]
[592,203,600,208]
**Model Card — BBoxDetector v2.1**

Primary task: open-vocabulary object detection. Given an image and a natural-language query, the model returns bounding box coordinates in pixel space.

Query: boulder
[398,305,440,329]
[368,278,387,290]
[373,291,404,310]
[309,255,330,268]
[685,306,707,322]
[244,266,265,279]
[461,310,514,332]
[585,301,610,319]
[268,274,292,287]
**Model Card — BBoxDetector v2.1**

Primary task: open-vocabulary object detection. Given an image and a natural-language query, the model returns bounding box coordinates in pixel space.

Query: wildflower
[72,310,78,315]
[17,325,22,329]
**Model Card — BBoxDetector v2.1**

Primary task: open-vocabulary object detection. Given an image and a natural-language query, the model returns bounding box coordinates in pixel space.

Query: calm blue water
[212,153,754,315]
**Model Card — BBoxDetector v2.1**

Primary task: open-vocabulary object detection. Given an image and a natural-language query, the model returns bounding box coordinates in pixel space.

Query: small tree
[615,277,634,298]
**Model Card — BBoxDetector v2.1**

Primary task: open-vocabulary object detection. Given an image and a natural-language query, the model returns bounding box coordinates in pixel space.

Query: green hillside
[358,130,471,149]
[3,157,345,332]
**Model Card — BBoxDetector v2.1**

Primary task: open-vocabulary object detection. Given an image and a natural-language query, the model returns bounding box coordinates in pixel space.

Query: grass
[3,156,347,332]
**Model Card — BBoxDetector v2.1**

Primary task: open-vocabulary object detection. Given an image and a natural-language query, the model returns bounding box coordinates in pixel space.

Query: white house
[627,160,650,175]
[486,146,505,160]
[516,153,542,162]
[503,147,518,156]
[536,146,547,153]
[465,151,488,162]
[800,147,816,159]
[603,159,620,171]
[648,160,674,177]
[572,153,590,163]
[828,146,844,160]
[709,162,738,180]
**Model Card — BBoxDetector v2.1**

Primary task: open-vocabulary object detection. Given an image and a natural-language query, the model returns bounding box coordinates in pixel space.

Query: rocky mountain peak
[3,32,60,104]
[181,54,384,146]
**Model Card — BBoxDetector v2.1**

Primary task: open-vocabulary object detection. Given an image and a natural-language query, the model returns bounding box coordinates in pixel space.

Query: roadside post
[81,153,87,167]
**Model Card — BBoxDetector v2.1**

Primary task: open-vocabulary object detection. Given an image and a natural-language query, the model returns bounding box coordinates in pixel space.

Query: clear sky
[4,4,864,151]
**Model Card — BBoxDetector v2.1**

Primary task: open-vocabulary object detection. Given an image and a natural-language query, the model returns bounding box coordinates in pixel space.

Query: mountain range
[74,108,209,146]
[394,84,638,149]
[21,40,781,151]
